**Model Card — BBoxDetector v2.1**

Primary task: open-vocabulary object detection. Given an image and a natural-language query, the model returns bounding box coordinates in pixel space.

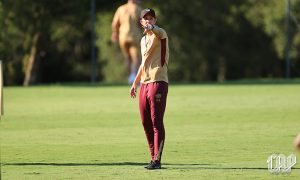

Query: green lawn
[1,84,300,179]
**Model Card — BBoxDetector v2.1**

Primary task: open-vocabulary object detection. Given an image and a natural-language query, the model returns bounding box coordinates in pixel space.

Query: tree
[153,0,298,81]
[0,0,94,85]
[1,0,300,85]
[243,0,300,77]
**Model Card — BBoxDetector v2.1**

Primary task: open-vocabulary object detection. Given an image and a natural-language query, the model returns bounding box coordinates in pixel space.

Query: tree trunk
[217,58,226,82]
[23,33,40,86]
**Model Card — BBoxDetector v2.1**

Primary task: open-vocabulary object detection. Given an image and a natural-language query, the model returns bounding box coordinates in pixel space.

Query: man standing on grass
[130,8,169,170]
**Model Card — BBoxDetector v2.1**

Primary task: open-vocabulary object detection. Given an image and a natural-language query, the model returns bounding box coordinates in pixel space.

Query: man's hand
[144,24,154,31]
[130,85,137,98]
[111,31,118,43]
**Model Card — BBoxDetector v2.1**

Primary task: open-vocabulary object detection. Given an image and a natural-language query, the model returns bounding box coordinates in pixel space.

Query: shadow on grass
[5,162,298,170]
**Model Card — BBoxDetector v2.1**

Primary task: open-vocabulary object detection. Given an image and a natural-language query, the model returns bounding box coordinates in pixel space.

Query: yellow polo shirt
[140,25,169,84]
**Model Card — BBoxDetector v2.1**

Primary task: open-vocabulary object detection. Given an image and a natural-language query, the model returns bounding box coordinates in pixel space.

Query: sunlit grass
[1,84,300,179]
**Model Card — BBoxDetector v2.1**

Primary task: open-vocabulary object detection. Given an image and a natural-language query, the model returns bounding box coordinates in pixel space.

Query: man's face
[140,14,156,27]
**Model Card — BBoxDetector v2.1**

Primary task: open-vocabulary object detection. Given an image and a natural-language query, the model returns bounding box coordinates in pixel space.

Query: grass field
[1,83,300,179]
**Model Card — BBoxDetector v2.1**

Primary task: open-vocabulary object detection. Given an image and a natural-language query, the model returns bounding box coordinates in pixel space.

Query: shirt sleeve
[151,25,168,39]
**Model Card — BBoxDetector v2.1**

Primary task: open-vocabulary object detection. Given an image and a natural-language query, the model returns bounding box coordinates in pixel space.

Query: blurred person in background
[111,0,143,84]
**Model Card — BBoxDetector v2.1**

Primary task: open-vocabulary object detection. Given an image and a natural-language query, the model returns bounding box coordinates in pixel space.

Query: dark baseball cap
[140,8,156,19]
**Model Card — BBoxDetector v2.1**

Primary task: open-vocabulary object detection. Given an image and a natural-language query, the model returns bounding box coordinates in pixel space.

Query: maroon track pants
[139,81,168,162]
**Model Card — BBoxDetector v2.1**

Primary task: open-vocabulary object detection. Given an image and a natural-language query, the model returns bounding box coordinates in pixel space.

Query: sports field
[1,83,300,179]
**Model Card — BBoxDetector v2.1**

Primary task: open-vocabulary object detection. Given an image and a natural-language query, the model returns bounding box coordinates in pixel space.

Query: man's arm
[111,9,121,43]
[130,64,143,98]
[144,25,167,39]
